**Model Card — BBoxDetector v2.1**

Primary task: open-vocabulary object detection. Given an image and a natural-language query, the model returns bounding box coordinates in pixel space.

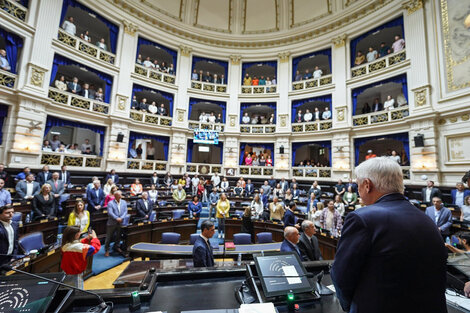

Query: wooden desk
[19,219,59,245]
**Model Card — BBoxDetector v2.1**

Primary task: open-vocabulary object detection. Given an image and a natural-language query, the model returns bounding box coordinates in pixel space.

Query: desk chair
[19,232,45,254]
[172,209,185,219]
[161,232,181,244]
[233,233,251,245]
[256,232,273,244]
[190,233,199,245]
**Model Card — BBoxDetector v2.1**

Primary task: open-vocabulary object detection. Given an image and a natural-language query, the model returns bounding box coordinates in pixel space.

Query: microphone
[0,265,113,313]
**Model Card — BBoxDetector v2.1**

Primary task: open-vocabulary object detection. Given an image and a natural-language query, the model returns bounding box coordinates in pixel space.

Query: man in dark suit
[59,165,71,188]
[193,220,215,267]
[36,165,51,186]
[105,169,119,185]
[372,98,382,112]
[425,197,453,240]
[135,192,153,219]
[15,174,40,200]
[421,180,442,204]
[280,226,304,260]
[280,178,289,192]
[298,220,322,261]
[80,83,94,99]
[451,182,470,208]
[268,176,277,189]
[67,77,82,94]
[331,157,447,313]
[46,172,65,216]
[86,180,105,213]
[283,202,299,228]
[0,206,19,265]
[149,172,159,186]
[245,179,254,197]
[346,178,358,193]
[157,104,166,116]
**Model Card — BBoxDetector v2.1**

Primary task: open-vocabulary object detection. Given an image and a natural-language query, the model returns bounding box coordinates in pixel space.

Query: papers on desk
[282,265,301,285]
[446,289,470,311]
[239,303,276,313]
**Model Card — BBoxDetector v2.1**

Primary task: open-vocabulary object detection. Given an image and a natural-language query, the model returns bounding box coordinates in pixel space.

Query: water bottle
[56,234,63,247]
[25,214,31,224]
[445,237,450,245]
[237,253,242,266]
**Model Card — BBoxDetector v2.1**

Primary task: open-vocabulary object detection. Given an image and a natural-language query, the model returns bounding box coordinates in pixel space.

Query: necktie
[310,238,315,248]
[54,181,58,188]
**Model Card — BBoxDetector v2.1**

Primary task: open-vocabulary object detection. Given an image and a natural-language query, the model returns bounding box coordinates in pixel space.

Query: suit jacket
[425,206,453,235]
[59,171,71,186]
[421,187,442,203]
[135,199,153,218]
[268,179,277,189]
[0,221,18,265]
[280,181,289,191]
[280,239,304,260]
[67,82,82,93]
[80,88,94,99]
[451,189,470,206]
[32,193,56,217]
[107,199,128,226]
[86,188,105,211]
[245,183,254,195]
[149,176,159,186]
[283,209,297,227]
[298,232,322,261]
[192,236,214,267]
[331,193,447,313]
[105,174,119,185]
[15,181,40,199]
[36,171,51,186]
[46,179,65,197]
[292,189,300,199]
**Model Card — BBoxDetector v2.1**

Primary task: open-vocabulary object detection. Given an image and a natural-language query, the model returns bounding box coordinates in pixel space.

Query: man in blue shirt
[105,190,127,256]
[451,182,470,208]
[14,167,30,183]
[425,196,453,240]
[0,179,11,207]
[0,50,11,72]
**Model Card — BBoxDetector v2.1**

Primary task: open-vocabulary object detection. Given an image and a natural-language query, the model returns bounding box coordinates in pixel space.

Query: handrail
[351,49,407,78]
[239,166,274,177]
[352,105,409,126]
[188,121,224,131]
[127,158,168,172]
[41,152,102,168]
[291,167,332,179]
[134,63,176,85]
[292,74,333,91]
[0,0,27,21]
[191,80,227,93]
[48,87,110,115]
[0,68,17,88]
[291,120,333,133]
[186,163,223,175]
[240,124,276,134]
[241,85,277,94]
[129,109,173,127]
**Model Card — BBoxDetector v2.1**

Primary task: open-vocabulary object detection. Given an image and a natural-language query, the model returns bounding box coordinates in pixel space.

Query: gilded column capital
[402,0,425,15]
[29,64,47,88]
[331,34,347,48]
[179,45,192,57]
[123,20,139,36]
[278,52,291,63]
[229,55,242,65]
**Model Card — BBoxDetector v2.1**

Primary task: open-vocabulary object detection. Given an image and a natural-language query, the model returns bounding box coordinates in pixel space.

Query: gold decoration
[437,119,446,125]
[402,0,424,15]
[332,34,347,48]
[415,89,427,107]
[176,109,185,122]
[320,76,332,85]
[280,115,287,127]
[0,0,27,21]
[368,59,386,72]
[179,45,192,57]
[229,55,241,65]
[278,52,290,63]
[78,42,98,57]
[58,30,77,48]
[449,117,458,123]
[229,115,236,127]
[99,51,115,64]
[351,66,366,77]
[336,108,345,121]
[48,89,68,104]
[388,51,406,65]
[462,114,469,121]
[30,66,45,87]
[123,20,139,35]
[353,116,368,126]
[0,70,16,88]
[191,81,202,90]
[41,154,61,166]
[216,85,227,93]
[292,82,304,90]
[117,95,127,111]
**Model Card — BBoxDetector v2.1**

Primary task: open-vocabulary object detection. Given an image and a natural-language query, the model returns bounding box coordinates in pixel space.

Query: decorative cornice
[402,0,425,15]
[123,20,139,36]
[332,34,347,48]
[179,45,192,57]
[229,55,242,65]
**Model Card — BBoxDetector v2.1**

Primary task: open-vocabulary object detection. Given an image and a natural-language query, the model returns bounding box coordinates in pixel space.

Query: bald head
[284,226,300,244]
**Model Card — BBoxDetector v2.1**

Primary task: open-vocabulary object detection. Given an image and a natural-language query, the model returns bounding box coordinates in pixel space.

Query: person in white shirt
[271,76,277,85]
[81,139,92,153]
[220,177,230,193]
[396,93,407,106]
[148,102,158,114]
[143,57,153,68]
[242,113,251,124]
[304,109,313,122]
[392,35,406,53]
[191,69,199,81]
[199,112,208,123]
[366,47,378,62]
[208,112,216,123]
[211,173,220,189]
[62,16,76,36]
[313,107,321,121]
[250,194,264,219]
[191,175,200,195]
[313,66,323,79]
[148,184,158,203]
[96,38,107,51]
[0,206,17,265]
[322,107,332,120]
[0,50,11,72]
[383,95,395,110]
[251,115,259,124]
[389,150,401,164]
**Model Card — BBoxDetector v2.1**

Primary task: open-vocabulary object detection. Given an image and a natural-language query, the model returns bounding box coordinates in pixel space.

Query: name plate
[6,270,15,276]
[127,207,132,211]
[47,250,55,256]
[12,202,21,206]
[184,218,189,220]
[103,210,107,214]
[138,222,144,226]
[273,221,278,224]
[161,219,167,222]
[76,198,82,201]
[40,219,48,223]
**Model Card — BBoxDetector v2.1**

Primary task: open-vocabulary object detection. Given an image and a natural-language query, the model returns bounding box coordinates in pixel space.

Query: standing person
[67,200,90,233]
[280,226,303,260]
[216,193,230,239]
[105,169,119,185]
[210,173,220,190]
[149,172,160,186]
[250,193,264,219]
[245,179,255,197]
[59,165,71,188]
[105,191,127,257]
[37,165,51,186]
[192,220,215,267]
[0,206,18,266]
[208,188,219,220]
[188,195,203,219]
[86,180,105,213]
[298,220,322,261]
[283,201,300,228]
[0,163,8,183]
[425,197,453,240]
[32,184,56,218]
[61,226,100,289]
[320,200,342,235]
[15,173,39,200]
[47,172,65,215]
[0,179,11,207]
[135,192,153,219]
[421,180,442,204]
[269,196,285,222]
[191,174,200,196]
[104,186,117,208]
[148,184,158,204]
[331,157,447,313]
[241,207,254,243]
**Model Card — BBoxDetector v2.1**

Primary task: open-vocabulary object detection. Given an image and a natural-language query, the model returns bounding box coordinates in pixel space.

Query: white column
[277,53,291,133]
[331,35,349,128]
[173,45,193,128]
[226,55,242,133]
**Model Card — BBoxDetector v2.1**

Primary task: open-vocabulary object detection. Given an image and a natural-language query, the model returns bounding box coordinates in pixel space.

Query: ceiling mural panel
[144,0,183,20]
[244,0,279,33]
[195,0,232,32]
[291,0,331,27]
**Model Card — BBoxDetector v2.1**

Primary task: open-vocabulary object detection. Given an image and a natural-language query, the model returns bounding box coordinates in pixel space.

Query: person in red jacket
[61,226,101,289]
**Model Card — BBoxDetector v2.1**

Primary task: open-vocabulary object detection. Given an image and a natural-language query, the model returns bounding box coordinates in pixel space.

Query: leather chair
[256,232,272,244]
[233,233,251,245]
[161,232,181,244]
[234,210,244,218]
[122,214,131,226]
[19,232,45,254]
[12,212,22,223]
[149,211,157,222]
[190,233,199,245]
[172,209,185,219]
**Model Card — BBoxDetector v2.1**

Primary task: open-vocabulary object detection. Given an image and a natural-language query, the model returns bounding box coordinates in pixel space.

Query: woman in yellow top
[216,193,230,239]
[178,177,186,187]
[67,200,90,232]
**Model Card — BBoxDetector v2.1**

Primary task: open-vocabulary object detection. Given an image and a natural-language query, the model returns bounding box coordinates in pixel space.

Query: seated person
[172,184,186,203]
[188,195,203,218]
[280,226,304,259]
[233,182,244,196]
[446,232,470,254]
[130,179,143,196]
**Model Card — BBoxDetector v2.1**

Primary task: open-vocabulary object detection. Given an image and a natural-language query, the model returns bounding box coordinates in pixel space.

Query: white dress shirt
[383,99,395,110]
[25,182,34,198]
[62,20,76,36]
[313,69,323,79]
[304,112,313,122]
[1,220,14,254]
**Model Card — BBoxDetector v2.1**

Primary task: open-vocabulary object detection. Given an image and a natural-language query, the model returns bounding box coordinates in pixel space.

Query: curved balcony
[126,158,168,172]
[0,0,27,22]
[240,124,275,134]
[291,167,332,179]
[291,120,332,133]
[186,163,222,175]
[351,50,407,78]
[241,85,277,95]
[57,29,116,65]
[129,109,172,127]
[239,166,274,177]
[0,69,16,88]
[292,74,333,91]
[188,121,224,132]
[134,64,176,85]
[40,152,102,169]
[48,87,110,115]
[352,106,409,127]
[190,80,227,94]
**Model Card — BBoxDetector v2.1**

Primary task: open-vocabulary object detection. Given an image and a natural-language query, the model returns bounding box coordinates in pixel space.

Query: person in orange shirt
[252,76,259,86]
[365,150,377,160]
[130,179,143,196]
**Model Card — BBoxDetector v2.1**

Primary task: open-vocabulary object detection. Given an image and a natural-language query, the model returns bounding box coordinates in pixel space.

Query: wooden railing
[134,64,176,85]
[48,87,110,115]
[352,106,409,126]
[0,68,16,88]
[188,121,224,131]
[239,166,274,177]
[241,85,277,94]
[191,80,227,93]
[186,163,222,175]
[291,120,333,133]
[240,124,276,134]
[127,159,168,172]
[291,167,332,179]
[0,0,27,21]
[292,74,333,91]
[41,152,102,168]
[129,109,172,127]
[57,29,116,65]
[351,49,407,78]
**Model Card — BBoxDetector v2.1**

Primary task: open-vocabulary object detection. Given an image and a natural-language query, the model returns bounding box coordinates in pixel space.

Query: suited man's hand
[145,215,148,219]
[116,218,123,223]
[54,194,60,198]
[295,224,300,229]
[95,205,101,209]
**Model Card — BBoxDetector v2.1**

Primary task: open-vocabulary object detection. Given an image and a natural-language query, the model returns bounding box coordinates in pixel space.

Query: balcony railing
[292,74,333,91]
[41,152,102,168]
[191,80,227,93]
[188,121,224,131]
[129,109,172,127]
[0,68,16,88]
[0,0,27,21]
[241,85,277,94]
[402,166,410,180]
[127,159,168,172]
[352,106,409,126]
[186,163,222,175]
[292,167,332,179]
[134,64,176,85]
[239,166,274,177]
[351,49,407,78]
[240,124,276,134]
[57,29,116,65]
[291,120,333,133]
[48,87,110,115]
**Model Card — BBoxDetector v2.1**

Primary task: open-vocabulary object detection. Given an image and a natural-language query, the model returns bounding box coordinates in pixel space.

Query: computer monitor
[0,273,63,313]
[253,252,314,297]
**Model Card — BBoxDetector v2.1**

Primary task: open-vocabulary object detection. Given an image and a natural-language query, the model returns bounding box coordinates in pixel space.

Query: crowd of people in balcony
[354,35,406,66]
[241,112,275,125]
[136,55,175,75]
[130,96,168,116]
[198,112,223,123]
[363,149,404,165]
[294,66,324,82]
[53,76,105,102]
[42,136,96,155]
[243,73,277,86]
[191,69,226,85]
[294,107,331,123]
[242,151,273,167]
[294,160,330,168]
[360,94,407,115]
[61,16,109,51]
